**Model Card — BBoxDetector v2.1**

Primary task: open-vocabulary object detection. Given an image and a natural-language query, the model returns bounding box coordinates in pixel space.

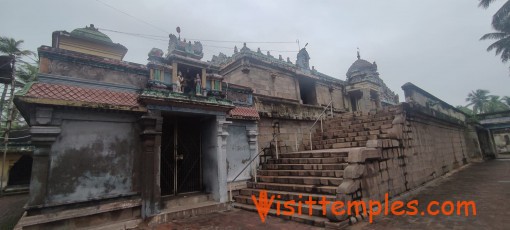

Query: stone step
[278,150,348,158]
[261,163,348,170]
[148,201,230,226]
[247,182,337,195]
[234,195,327,217]
[239,188,336,202]
[162,193,211,209]
[267,157,347,164]
[256,175,343,186]
[233,202,329,227]
[258,169,343,177]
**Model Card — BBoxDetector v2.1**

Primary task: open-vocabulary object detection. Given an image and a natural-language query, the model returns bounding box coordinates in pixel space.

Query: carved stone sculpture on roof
[296,48,310,69]
[240,43,250,52]
[211,52,228,65]
[167,33,204,59]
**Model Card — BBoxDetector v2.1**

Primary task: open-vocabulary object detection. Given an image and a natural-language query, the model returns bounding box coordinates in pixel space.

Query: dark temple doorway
[160,116,202,196]
[7,155,32,186]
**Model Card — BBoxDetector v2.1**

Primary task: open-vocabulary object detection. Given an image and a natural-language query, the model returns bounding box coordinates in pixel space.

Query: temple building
[12,25,403,229]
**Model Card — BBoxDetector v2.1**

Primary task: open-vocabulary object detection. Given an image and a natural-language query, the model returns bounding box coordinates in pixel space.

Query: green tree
[502,96,510,106]
[480,29,510,63]
[466,89,491,114]
[486,95,509,112]
[479,0,510,30]
[479,1,510,65]
[0,36,35,130]
[16,62,38,84]
[0,36,34,59]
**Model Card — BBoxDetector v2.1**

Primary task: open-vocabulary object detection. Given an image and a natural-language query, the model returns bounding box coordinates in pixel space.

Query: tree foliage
[479,1,510,65]
[465,89,509,114]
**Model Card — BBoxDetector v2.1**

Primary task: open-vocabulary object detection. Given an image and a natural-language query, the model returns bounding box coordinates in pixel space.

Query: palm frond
[480,32,508,40]
[493,1,510,29]
[479,0,499,9]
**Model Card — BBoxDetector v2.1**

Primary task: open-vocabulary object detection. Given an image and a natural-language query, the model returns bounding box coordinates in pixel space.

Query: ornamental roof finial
[357,47,360,60]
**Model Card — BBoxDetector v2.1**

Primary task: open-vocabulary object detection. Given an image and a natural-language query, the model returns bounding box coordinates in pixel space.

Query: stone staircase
[233,149,350,227]
[233,108,400,227]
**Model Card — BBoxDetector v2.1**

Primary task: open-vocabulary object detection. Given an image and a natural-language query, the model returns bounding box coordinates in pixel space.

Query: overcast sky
[1,0,508,106]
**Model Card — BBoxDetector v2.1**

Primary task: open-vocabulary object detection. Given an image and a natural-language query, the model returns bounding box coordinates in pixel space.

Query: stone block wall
[328,103,476,222]
[257,117,314,154]
[223,66,299,101]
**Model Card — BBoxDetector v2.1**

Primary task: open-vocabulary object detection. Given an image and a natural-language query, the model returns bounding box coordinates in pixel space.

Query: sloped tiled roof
[20,82,144,111]
[228,106,259,120]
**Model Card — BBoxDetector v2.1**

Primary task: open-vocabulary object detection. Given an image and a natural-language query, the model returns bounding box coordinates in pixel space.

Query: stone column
[139,111,162,218]
[26,107,61,207]
[201,68,207,93]
[27,126,61,207]
[246,123,259,178]
[171,62,178,84]
[216,116,231,202]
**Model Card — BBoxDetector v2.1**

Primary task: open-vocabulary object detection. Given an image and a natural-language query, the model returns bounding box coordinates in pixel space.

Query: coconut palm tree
[486,95,509,112]
[502,96,510,106]
[466,89,491,114]
[479,1,510,65]
[480,29,510,63]
[0,37,34,59]
[479,0,510,30]
[0,36,35,127]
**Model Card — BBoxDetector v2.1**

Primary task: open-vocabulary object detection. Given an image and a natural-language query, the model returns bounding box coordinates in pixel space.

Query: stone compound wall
[330,103,475,222]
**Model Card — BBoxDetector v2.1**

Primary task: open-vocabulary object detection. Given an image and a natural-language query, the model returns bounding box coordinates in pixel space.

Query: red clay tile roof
[23,82,143,110]
[229,106,259,120]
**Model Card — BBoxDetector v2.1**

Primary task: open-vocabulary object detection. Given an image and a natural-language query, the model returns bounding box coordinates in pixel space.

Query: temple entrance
[160,116,202,196]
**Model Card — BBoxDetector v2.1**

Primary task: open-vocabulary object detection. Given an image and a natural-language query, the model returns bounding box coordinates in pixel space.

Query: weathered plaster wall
[226,120,258,182]
[223,66,299,101]
[46,113,141,205]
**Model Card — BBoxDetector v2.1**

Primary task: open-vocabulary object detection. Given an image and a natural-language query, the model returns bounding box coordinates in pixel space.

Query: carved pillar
[216,116,231,202]
[139,111,162,218]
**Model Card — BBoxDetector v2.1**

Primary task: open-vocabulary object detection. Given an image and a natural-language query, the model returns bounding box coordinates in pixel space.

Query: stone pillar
[358,88,372,112]
[201,68,207,92]
[139,111,162,218]
[27,126,61,207]
[171,62,178,84]
[216,116,231,202]
[246,123,259,178]
[294,78,302,103]
[26,107,61,207]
